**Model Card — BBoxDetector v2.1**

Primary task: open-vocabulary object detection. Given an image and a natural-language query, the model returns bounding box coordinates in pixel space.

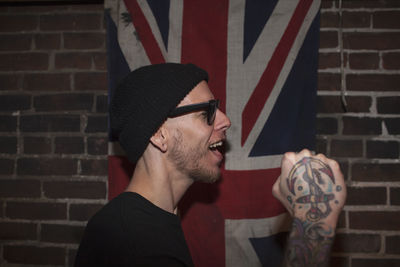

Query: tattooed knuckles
[287,157,337,222]
[274,150,346,222]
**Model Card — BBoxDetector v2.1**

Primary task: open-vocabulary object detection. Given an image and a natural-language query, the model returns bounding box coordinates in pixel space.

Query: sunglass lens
[208,100,219,125]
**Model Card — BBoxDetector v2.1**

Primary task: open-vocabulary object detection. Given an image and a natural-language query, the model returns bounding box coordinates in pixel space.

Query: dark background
[0,0,399,266]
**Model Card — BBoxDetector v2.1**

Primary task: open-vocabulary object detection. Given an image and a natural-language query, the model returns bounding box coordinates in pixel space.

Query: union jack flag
[106,0,320,266]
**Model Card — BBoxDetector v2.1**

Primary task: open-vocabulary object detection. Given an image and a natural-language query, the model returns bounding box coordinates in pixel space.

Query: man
[75,63,346,266]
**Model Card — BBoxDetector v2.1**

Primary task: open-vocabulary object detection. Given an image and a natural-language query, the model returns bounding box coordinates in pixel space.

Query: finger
[282,152,297,167]
[272,176,280,199]
[297,148,312,158]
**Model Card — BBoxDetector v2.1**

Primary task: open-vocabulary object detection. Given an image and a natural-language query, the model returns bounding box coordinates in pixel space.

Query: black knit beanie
[110,63,209,163]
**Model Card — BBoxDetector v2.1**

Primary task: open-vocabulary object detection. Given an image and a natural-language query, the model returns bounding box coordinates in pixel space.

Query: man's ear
[149,126,168,152]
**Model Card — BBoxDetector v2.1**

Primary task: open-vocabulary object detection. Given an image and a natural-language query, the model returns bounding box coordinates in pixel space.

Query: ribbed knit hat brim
[110,63,209,163]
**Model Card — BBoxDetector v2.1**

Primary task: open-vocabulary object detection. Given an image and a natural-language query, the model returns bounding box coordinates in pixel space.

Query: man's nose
[214,109,231,131]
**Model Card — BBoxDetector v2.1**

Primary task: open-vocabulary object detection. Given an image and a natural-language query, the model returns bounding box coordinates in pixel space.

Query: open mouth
[209,140,225,154]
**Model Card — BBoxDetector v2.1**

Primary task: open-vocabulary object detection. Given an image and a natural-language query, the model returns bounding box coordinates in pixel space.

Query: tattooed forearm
[284,218,334,267]
[283,157,342,267]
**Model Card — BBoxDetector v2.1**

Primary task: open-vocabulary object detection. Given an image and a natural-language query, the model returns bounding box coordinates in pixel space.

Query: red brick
[316,117,338,135]
[0,34,32,51]
[41,224,85,244]
[329,257,349,267]
[347,74,400,91]
[64,32,105,49]
[0,201,3,218]
[6,202,67,220]
[383,52,400,70]
[23,136,52,154]
[344,32,400,50]
[20,114,80,132]
[34,93,93,111]
[331,139,363,157]
[70,203,103,221]
[343,1,400,8]
[23,73,70,91]
[318,73,341,91]
[34,33,61,50]
[350,211,400,230]
[343,117,381,135]
[69,4,104,11]
[333,233,380,253]
[320,11,339,28]
[17,157,78,176]
[345,96,372,112]
[391,188,400,205]
[0,158,14,175]
[3,245,65,265]
[0,94,31,111]
[8,5,72,13]
[40,14,102,31]
[342,11,371,28]
[385,118,400,134]
[68,249,78,266]
[85,115,108,132]
[0,115,17,132]
[367,140,399,159]
[81,159,107,176]
[349,53,379,70]
[0,136,17,154]
[93,52,107,70]
[75,72,107,91]
[373,11,400,29]
[318,52,341,69]
[0,222,37,240]
[352,258,400,267]
[337,210,347,229]
[55,52,92,69]
[0,14,38,32]
[88,136,108,155]
[317,96,341,113]
[352,163,400,182]
[55,136,84,154]
[0,73,21,90]
[318,95,371,113]
[43,180,106,199]
[315,137,327,155]
[319,30,338,49]
[0,53,48,71]
[346,187,386,205]
[386,235,400,254]
[0,179,41,198]
[321,1,335,9]
[377,97,400,114]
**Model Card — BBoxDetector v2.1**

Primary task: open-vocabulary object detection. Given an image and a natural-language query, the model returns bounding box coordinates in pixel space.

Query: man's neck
[125,157,193,214]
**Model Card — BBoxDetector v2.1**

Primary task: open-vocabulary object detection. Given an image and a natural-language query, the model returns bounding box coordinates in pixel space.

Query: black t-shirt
[75,192,194,266]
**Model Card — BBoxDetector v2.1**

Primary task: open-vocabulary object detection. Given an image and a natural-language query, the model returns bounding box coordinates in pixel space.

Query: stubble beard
[168,129,220,183]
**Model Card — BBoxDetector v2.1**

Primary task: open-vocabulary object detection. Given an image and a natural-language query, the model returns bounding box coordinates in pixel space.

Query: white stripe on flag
[225,213,291,267]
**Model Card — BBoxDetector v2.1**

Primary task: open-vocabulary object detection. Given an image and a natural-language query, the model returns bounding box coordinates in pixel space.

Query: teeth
[209,141,223,149]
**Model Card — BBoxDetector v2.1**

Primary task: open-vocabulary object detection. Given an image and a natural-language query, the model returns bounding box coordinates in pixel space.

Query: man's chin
[190,169,221,184]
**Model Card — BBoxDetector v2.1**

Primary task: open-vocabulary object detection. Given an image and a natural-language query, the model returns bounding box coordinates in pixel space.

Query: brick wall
[0,1,399,266]
[0,2,108,266]
[318,1,400,266]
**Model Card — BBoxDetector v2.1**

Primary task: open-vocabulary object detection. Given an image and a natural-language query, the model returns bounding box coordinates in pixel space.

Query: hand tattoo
[286,157,340,221]
[284,157,340,267]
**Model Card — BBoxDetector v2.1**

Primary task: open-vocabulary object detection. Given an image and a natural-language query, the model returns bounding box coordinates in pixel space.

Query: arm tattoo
[284,157,341,266]
[284,218,334,266]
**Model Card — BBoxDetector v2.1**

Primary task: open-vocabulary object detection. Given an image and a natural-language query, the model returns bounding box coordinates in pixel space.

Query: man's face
[167,81,231,183]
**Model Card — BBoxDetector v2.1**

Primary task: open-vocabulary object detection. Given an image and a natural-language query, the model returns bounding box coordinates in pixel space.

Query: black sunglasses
[169,99,220,125]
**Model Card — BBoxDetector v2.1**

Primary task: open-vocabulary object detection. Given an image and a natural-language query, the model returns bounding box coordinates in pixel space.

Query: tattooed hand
[272,149,346,267]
